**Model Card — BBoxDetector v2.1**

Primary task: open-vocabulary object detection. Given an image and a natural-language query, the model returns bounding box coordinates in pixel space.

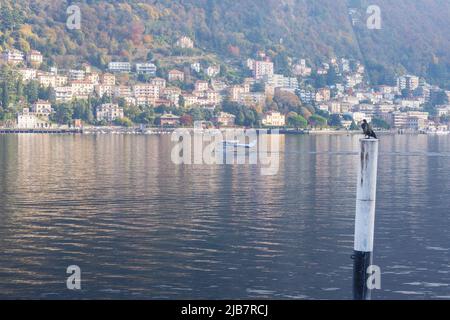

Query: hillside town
[1,36,450,134]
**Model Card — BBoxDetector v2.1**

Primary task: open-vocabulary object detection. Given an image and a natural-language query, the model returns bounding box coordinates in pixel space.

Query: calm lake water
[0,133,448,300]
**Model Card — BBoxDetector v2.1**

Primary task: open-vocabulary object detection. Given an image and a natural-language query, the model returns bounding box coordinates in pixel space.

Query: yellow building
[262,111,286,127]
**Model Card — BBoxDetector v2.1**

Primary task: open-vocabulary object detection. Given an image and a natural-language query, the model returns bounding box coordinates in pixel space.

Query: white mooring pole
[353,138,379,300]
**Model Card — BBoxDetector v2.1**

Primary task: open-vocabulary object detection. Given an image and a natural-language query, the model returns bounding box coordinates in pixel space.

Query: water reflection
[0,134,448,299]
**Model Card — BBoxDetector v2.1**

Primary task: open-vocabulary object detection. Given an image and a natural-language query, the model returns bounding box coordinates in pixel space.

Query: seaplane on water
[222,140,257,149]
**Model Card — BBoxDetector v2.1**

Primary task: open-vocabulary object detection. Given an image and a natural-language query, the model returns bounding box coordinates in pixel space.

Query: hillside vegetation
[0,0,449,86]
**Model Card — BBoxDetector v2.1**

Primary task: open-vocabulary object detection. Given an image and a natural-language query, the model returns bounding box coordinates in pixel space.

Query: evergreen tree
[25,81,39,104]
[1,81,10,109]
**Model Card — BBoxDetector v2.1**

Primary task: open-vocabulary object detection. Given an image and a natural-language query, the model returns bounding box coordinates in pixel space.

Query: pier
[0,128,83,134]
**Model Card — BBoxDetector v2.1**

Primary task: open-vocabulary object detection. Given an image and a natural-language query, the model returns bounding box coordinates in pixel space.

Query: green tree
[73,100,94,124]
[299,106,313,120]
[0,5,24,32]
[312,71,327,88]
[52,103,74,125]
[252,82,265,92]
[222,101,259,127]
[287,112,307,128]
[372,118,391,130]
[350,121,359,131]
[1,81,10,109]
[124,103,141,123]
[114,117,133,127]
[431,90,449,106]
[326,67,341,86]
[423,103,437,117]
[25,81,40,104]
[178,95,185,108]
[188,108,204,121]
[309,114,327,128]
[138,106,155,125]
[328,114,342,127]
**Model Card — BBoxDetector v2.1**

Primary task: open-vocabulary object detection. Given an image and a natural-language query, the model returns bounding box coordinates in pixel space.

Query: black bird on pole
[361,119,377,139]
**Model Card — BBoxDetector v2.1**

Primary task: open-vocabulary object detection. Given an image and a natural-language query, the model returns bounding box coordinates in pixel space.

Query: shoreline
[0,126,439,136]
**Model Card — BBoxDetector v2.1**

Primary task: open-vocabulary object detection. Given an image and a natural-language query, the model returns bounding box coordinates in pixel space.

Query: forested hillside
[0,0,449,86]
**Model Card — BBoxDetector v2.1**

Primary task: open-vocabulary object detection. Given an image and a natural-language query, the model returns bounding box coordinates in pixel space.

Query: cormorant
[361,119,377,139]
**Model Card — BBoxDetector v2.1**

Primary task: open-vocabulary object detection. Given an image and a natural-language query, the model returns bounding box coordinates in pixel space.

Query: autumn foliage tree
[180,114,193,126]
[273,91,302,114]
